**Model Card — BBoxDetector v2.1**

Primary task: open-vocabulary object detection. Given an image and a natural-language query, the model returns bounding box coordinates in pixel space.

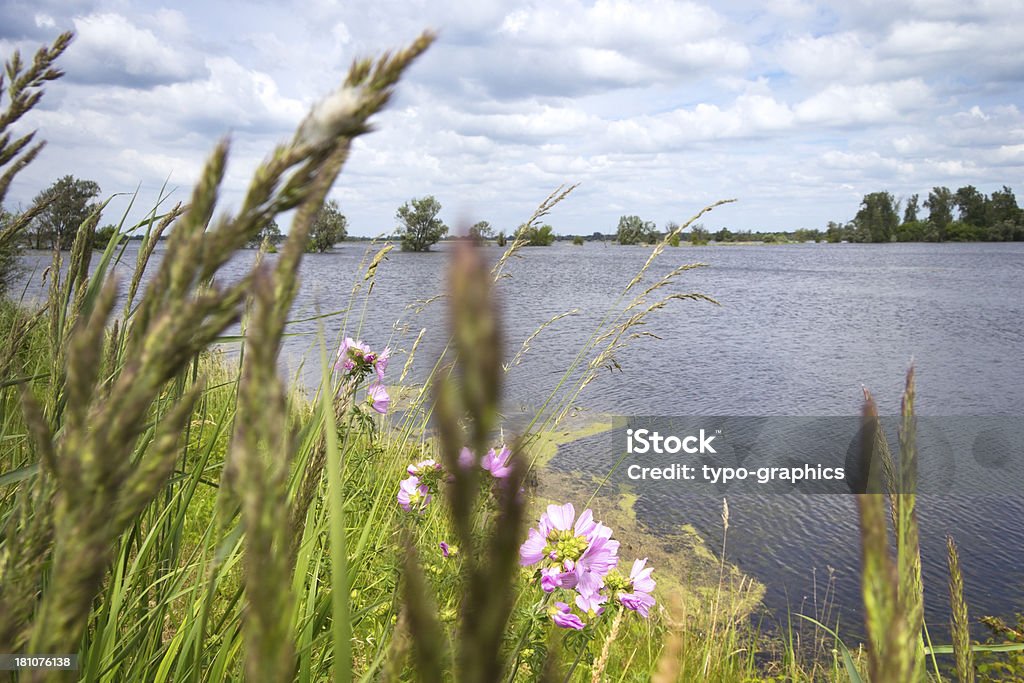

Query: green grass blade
[794,614,865,683]
[319,334,351,683]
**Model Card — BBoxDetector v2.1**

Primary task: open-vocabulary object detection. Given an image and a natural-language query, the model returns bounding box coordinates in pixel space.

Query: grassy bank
[0,264,775,681]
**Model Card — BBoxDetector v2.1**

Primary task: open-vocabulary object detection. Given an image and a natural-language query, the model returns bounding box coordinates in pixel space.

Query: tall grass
[1,29,1024,683]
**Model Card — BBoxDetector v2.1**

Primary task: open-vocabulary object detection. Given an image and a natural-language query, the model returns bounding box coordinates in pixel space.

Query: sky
[2,0,1023,236]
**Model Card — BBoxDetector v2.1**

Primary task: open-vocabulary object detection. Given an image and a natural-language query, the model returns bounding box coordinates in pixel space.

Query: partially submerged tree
[616,215,657,245]
[307,201,347,253]
[396,195,447,251]
[468,220,493,240]
[689,223,710,245]
[91,224,126,250]
[515,223,555,246]
[0,209,21,294]
[247,218,284,249]
[30,175,101,249]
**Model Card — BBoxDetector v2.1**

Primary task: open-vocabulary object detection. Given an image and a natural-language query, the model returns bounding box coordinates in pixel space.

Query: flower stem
[505,592,552,682]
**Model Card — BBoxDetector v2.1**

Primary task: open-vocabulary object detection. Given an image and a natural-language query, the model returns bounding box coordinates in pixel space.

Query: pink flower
[367,384,390,414]
[407,459,440,476]
[457,447,475,469]
[397,475,430,513]
[375,346,390,381]
[519,528,548,567]
[575,589,606,616]
[440,542,452,558]
[575,527,619,590]
[550,602,585,630]
[336,338,389,382]
[481,445,512,478]
[619,558,656,617]
[336,337,370,374]
[602,558,657,618]
[540,567,561,593]
[540,564,579,593]
[519,504,618,602]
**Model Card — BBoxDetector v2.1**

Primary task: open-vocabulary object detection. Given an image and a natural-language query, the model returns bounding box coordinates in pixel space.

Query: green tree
[946,220,984,242]
[903,194,919,223]
[307,201,347,253]
[986,186,1022,241]
[954,185,988,227]
[793,228,822,242]
[495,231,507,247]
[825,221,844,242]
[895,220,928,242]
[987,186,1020,225]
[396,195,447,252]
[0,208,22,295]
[855,191,899,243]
[91,224,127,250]
[515,223,555,246]
[572,235,584,246]
[468,220,493,240]
[30,175,101,249]
[689,224,709,245]
[924,186,954,239]
[247,219,284,249]
[616,215,657,245]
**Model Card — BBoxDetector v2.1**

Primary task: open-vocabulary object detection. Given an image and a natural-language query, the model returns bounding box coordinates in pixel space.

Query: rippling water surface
[17,240,1024,636]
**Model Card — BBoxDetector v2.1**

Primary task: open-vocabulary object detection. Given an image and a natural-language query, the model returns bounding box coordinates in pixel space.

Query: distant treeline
[464,185,1024,246]
[586,185,1024,245]
[818,185,1024,243]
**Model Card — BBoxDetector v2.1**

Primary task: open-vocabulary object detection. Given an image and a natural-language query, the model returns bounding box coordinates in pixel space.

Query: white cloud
[994,144,1024,164]
[820,150,915,175]
[67,13,203,87]
[777,32,877,84]
[450,103,600,141]
[489,0,749,93]
[3,0,1023,237]
[95,56,307,134]
[603,93,795,152]
[795,80,932,126]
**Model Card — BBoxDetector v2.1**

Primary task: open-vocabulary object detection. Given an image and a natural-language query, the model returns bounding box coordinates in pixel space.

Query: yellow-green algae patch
[525,418,764,626]
[520,414,614,470]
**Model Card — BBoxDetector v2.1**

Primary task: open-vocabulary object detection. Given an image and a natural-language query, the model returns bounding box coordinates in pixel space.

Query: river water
[15,239,1024,638]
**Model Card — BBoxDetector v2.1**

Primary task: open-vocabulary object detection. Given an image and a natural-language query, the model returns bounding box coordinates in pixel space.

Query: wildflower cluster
[397,444,512,514]
[398,459,442,513]
[519,503,655,628]
[334,337,390,413]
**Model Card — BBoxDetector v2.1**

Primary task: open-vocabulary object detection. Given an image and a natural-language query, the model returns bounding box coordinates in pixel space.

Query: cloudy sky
[2,0,1023,236]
